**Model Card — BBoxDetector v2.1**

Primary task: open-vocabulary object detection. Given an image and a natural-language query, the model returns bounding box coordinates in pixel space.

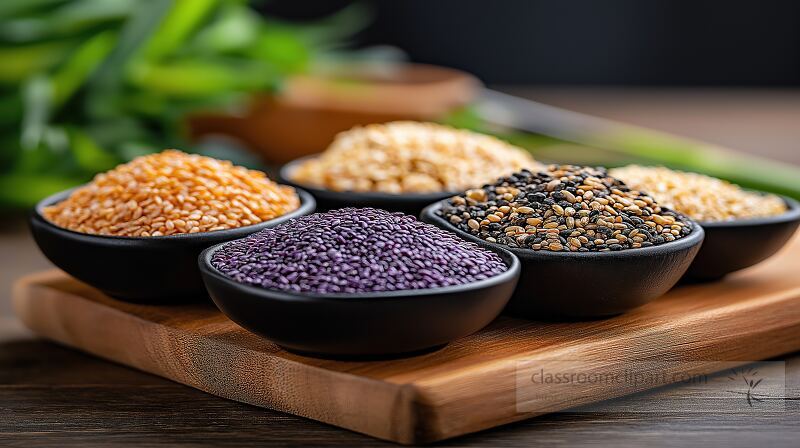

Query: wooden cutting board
[13,235,800,444]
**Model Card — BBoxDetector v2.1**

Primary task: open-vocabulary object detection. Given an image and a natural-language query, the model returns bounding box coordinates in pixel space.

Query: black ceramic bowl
[30,187,315,303]
[684,196,800,281]
[279,155,457,215]
[199,242,520,357]
[421,201,705,320]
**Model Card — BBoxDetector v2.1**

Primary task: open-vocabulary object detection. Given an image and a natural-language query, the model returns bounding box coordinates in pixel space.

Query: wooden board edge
[405,286,800,443]
[11,272,423,445]
[13,270,800,444]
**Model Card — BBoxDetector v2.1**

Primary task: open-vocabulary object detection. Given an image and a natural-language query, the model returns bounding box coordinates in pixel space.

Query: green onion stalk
[446,90,800,200]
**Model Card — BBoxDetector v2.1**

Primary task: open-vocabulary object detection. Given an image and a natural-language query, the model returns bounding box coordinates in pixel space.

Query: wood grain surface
[2,325,795,448]
[12,233,800,444]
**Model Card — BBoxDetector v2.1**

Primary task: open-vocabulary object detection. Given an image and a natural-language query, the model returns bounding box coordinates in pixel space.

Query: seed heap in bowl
[289,121,537,193]
[43,150,300,236]
[609,165,787,222]
[438,165,694,252]
[211,208,507,294]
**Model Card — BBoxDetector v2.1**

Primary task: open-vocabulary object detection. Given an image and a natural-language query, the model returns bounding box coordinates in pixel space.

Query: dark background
[261,0,800,86]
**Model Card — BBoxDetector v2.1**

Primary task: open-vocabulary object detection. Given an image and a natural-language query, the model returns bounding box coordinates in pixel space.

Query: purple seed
[211,208,507,294]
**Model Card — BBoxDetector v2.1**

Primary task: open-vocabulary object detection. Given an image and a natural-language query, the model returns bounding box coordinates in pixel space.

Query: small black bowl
[684,196,800,281]
[30,187,315,303]
[198,242,520,357]
[421,201,705,320]
[279,155,457,215]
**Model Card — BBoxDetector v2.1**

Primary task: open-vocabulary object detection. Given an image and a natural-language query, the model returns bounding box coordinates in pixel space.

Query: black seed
[438,165,692,252]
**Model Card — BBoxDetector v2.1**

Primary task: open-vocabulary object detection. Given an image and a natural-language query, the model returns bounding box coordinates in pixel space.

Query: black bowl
[279,155,457,215]
[421,201,705,320]
[684,196,800,281]
[198,242,520,357]
[30,187,315,303]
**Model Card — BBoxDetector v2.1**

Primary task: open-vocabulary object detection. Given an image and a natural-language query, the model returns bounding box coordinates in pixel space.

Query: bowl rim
[279,154,461,203]
[33,185,316,241]
[697,195,800,228]
[198,238,521,302]
[421,200,705,259]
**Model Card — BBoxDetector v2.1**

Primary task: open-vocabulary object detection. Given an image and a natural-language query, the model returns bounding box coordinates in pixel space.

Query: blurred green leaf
[67,127,119,172]
[87,0,172,114]
[0,40,74,84]
[129,58,276,97]
[0,174,81,208]
[249,28,310,74]
[0,173,84,207]
[20,74,52,150]
[117,141,161,161]
[138,0,219,62]
[52,31,117,107]
[0,0,132,43]
[121,89,245,119]
[0,93,22,127]
[84,117,152,153]
[1,1,370,209]
[49,0,134,31]
[43,126,70,154]
[0,133,19,167]
[601,128,800,199]
[14,140,63,175]
[190,3,259,53]
[0,0,66,20]
[440,106,487,132]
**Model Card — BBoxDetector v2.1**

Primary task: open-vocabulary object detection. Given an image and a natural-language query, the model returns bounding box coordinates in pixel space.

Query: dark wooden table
[3,89,800,447]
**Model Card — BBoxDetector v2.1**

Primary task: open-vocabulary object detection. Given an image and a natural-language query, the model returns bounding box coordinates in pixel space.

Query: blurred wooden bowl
[187,63,481,164]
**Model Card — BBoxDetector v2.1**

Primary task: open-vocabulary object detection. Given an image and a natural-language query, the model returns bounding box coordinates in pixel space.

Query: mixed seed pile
[44,150,300,236]
[610,165,787,222]
[211,208,508,294]
[439,165,694,252]
[290,121,537,194]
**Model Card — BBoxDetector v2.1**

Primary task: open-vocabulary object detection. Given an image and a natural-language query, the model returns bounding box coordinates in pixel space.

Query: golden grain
[610,165,787,222]
[290,121,538,193]
[43,150,299,236]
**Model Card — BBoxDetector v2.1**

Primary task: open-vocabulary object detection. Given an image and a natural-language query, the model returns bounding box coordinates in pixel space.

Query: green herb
[0,0,368,208]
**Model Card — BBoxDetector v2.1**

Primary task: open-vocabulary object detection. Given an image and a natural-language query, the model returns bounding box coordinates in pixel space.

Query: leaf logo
[725,367,766,408]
